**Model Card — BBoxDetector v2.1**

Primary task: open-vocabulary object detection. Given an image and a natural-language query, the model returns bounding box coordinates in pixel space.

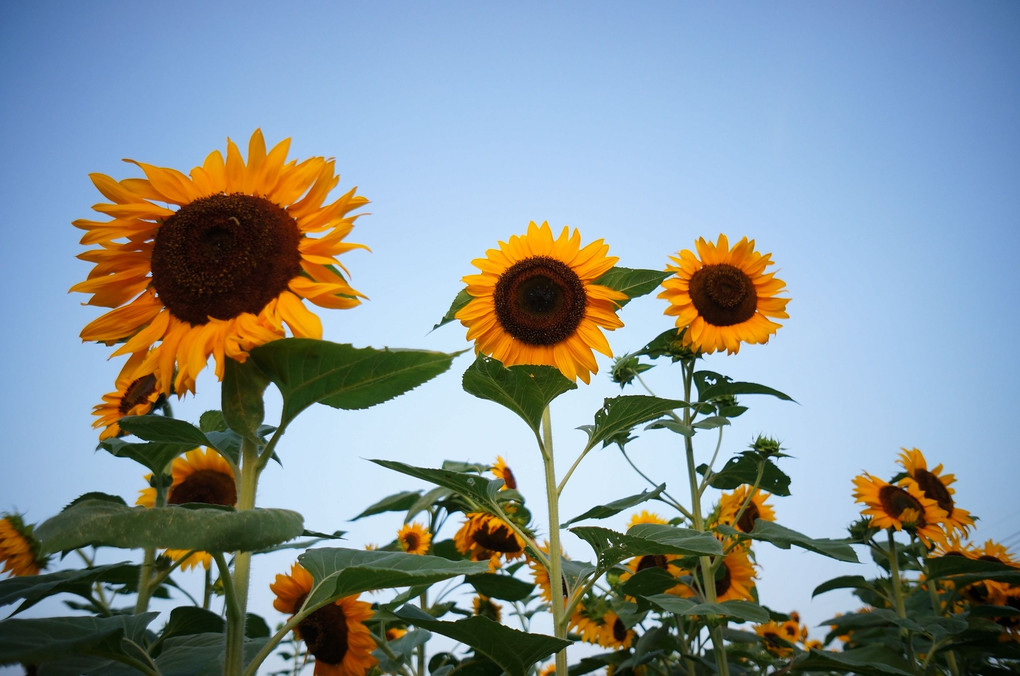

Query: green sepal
[578,395,686,450]
[562,484,666,527]
[462,356,576,436]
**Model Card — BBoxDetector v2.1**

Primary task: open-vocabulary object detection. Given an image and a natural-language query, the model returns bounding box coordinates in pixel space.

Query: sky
[1,0,1019,669]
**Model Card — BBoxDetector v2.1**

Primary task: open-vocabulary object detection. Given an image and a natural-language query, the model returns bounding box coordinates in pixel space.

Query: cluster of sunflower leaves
[0,332,1017,676]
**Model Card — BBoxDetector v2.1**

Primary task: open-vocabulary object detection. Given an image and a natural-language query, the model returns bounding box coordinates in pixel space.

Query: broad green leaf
[0,613,158,666]
[353,490,423,520]
[694,370,795,403]
[298,548,489,609]
[812,574,873,598]
[580,396,686,450]
[466,573,535,602]
[645,419,694,437]
[154,607,224,647]
[824,608,922,632]
[248,339,459,426]
[732,521,858,562]
[692,416,730,430]
[35,500,303,554]
[619,567,680,597]
[926,554,1020,584]
[791,644,915,675]
[638,328,689,362]
[154,632,267,675]
[700,452,792,497]
[562,484,666,527]
[221,357,268,439]
[370,459,505,511]
[0,562,136,615]
[394,605,569,676]
[99,437,196,477]
[570,524,721,570]
[462,356,576,435]
[117,415,211,446]
[593,268,672,307]
[375,629,431,673]
[644,595,769,623]
[433,288,473,331]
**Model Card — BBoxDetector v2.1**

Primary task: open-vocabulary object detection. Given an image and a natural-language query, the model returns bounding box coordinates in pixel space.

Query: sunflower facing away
[136,447,237,571]
[92,349,162,440]
[897,448,975,536]
[454,512,527,570]
[491,455,517,490]
[456,221,627,384]
[271,563,378,676]
[659,234,789,354]
[396,522,432,555]
[0,514,48,577]
[852,473,948,546]
[72,129,368,395]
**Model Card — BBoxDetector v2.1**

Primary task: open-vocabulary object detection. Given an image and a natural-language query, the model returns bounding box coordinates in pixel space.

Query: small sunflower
[271,563,378,676]
[72,129,368,395]
[456,221,627,384]
[136,447,236,570]
[491,456,517,490]
[473,595,503,622]
[599,610,636,649]
[396,522,431,555]
[0,514,48,577]
[852,473,948,546]
[626,510,668,529]
[528,541,569,602]
[678,546,758,603]
[454,512,527,570]
[384,627,407,642]
[659,234,789,354]
[754,621,796,658]
[92,350,163,440]
[897,448,975,536]
[717,486,777,533]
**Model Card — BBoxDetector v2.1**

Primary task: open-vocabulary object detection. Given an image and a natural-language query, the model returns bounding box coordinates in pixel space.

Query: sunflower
[717,486,777,533]
[0,514,48,577]
[72,129,368,395]
[852,473,948,546]
[897,448,975,536]
[454,512,527,570]
[456,221,627,384]
[136,447,236,571]
[678,546,757,602]
[271,563,378,676]
[754,621,796,658]
[658,234,789,354]
[599,610,636,649]
[92,350,163,440]
[385,627,407,642]
[618,552,687,596]
[491,456,517,490]
[473,595,503,622]
[396,522,431,555]
[626,510,668,529]
[528,541,569,602]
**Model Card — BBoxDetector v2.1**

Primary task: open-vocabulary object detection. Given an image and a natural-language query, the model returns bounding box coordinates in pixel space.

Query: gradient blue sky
[2,0,1019,662]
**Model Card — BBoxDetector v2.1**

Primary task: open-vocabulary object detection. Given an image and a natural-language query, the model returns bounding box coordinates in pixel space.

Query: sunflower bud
[751,434,783,458]
[610,354,651,388]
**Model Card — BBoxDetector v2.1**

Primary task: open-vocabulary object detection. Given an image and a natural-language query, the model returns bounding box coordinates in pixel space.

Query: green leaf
[619,567,680,597]
[154,632,267,675]
[298,548,489,609]
[593,268,671,306]
[0,562,136,615]
[570,524,721,570]
[580,396,686,450]
[35,499,303,554]
[221,357,268,439]
[0,613,158,666]
[693,370,795,403]
[154,607,225,647]
[645,419,694,437]
[462,356,576,435]
[637,328,688,362]
[643,595,769,623]
[791,644,915,675]
[465,573,536,602]
[926,554,1020,584]
[353,490,423,520]
[98,438,196,477]
[116,415,211,447]
[248,338,459,426]
[370,460,505,512]
[394,605,569,676]
[731,520,859,562]
[375,629,432,673]
[701,451,792,497]
[433,288,473,331]
[562,484,666,527]
[812,574,873,598]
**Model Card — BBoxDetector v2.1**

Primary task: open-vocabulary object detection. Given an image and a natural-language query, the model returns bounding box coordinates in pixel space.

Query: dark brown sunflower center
[688,264,757,327]
[636,554,669,572]
[297,603,350,665]
[492,256,587,345]
[402,532,422,552]
[500,466,517,490]
[168,469,237,506]
[714,561,732,596]
[151,193,302,326]
[878,485,925,526]
[612,617,628,642]
[736,502,761,533]
[472,521,522,553]
[119,374,158,415]
[914,469,955,515]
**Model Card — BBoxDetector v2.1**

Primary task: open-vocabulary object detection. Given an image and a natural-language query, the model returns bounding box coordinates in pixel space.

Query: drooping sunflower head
[271,562,378,676]
[396,522,432,555]
[717,486,777,534]
[527,541,570,603]
[456,221,627,384]
[72,129,369,395]
[491,456,517,490]
[473,595,503,622]
[0,514,49,577]
[92,350,163,441]
[897,448,975,536]
[658,234,789,354]
[454,512,527,570]
[852,473,948,546]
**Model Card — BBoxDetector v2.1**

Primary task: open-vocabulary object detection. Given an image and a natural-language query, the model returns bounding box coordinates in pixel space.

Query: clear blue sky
[2,0,1019,656]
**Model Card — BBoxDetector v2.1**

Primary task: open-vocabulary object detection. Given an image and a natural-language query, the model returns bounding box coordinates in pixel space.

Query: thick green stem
[885,531,919,672]
[541,406,568,676]
[134,471,168,614]
[224,436,261,675]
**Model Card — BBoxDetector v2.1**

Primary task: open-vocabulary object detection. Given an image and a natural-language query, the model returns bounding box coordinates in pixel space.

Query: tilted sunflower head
[92,349,164,441]
[455,221,627,384]
[72,129,369,396]
[658,234,789,355]
[852,472,949,547]
[897,447,975,536]
[0,513,49,577]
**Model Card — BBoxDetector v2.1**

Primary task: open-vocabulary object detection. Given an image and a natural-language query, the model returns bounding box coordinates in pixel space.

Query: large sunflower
[454,513,527,571]
[0,514,48,577]
[456,221,627,384]
[897,448,975,536]
[271,563,378,676]
[396,522,431,555]
[72,130,368,395]
[717,486,777,533]
[659,234,789,354]
[852,473,947,546]
[136,447,236,571]
[92,350,163,440]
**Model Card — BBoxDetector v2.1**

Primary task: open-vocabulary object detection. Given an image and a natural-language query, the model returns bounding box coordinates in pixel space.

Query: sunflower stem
[224,435,260,675]
[540,405,568,676]
[885,530,919,672]
[134,469,169,614]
